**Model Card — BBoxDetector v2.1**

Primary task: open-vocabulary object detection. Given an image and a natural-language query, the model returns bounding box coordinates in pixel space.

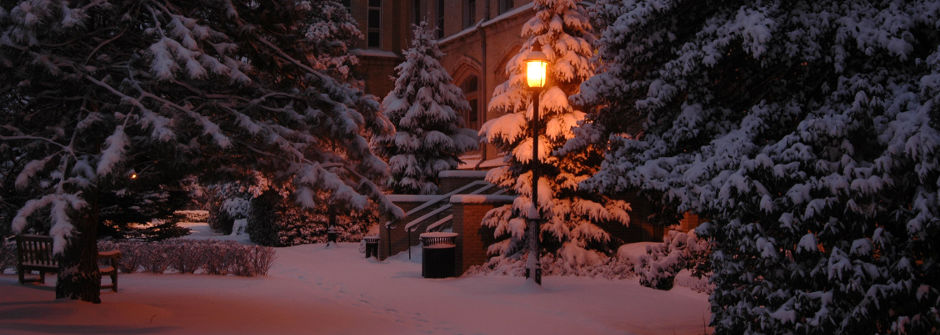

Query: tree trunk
[56,196,100,303]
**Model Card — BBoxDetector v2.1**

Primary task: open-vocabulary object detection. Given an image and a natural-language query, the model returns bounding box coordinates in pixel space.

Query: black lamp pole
[528,88,542,285]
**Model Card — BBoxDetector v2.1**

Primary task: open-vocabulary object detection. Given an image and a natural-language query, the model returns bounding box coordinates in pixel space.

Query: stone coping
[438,170,490,178]
[449,194,516,204]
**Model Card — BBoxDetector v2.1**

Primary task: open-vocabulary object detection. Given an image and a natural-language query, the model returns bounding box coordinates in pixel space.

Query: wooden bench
[15,234,122,292]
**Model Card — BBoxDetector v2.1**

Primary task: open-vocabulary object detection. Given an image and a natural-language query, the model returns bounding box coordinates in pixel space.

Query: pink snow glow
[1,242,711,334]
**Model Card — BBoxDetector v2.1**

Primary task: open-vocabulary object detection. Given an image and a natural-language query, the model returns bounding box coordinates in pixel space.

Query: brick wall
[379,199,424,260]
[439,177,477,194]
[379,197,452,260]
[451,198,512,275]
[678,212,701,232]
[438,170,489,193]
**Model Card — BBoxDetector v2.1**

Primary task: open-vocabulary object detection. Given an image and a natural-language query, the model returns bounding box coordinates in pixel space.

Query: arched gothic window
[460,75,480,130]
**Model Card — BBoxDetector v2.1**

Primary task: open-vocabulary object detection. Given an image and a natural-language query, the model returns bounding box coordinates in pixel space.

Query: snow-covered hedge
[98,240,275,277]
[634,230,710,290]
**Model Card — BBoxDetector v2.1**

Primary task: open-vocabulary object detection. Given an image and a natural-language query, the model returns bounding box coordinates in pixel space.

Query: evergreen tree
[373,23,478,194]
[479,0,631,282]
[0,0,401,303]
[247,187,376,247]
[96,146,198,240]
[578,0,940,333]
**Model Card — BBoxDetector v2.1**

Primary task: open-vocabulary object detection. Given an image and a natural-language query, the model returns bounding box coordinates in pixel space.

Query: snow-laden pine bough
[0,0,402,303]
[576,0,940,333]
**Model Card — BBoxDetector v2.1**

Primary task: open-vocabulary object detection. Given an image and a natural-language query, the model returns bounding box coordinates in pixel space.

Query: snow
[450,194,516,204]
[230,219,247,236]
[797,233,818,253]
[385,194,441,202]
[14,156,50,189]
[95,126,128,177]
[0,240,711,334]
[456,154,509,169]
[616,241,660,263]
[177,221,250,243]
[418,232,458,239]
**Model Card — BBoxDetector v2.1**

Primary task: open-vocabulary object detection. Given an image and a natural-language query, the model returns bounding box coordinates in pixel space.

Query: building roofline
[438,3,535,46]
[351,48,400,59]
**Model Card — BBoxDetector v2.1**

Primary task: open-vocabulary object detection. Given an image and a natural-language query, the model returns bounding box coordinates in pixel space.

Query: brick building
[344,0,534,161]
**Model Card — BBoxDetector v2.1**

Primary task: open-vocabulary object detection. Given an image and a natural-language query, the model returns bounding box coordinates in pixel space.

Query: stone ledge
[386,194,441,203]
[450,194,516,204]
[438,170,490,178]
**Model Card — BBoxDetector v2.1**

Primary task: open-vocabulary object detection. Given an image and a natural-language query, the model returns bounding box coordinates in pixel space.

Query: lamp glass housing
[525,52,548,89]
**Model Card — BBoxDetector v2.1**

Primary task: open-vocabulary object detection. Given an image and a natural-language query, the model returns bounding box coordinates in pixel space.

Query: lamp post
[524,49,548,285]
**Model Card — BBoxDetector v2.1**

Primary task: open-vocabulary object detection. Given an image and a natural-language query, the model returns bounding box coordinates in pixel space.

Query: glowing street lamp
[524,48,548,285]
[526,51,548,89]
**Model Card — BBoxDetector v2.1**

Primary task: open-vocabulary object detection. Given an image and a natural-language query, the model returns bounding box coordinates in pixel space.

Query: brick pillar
[679,212,701,232]
[450,195,514,275]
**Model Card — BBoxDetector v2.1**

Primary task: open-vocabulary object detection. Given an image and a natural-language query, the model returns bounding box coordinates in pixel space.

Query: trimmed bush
[166,242,203,274]
[204,243,234,275]
[97,240,275,277]
[230,246,276,277]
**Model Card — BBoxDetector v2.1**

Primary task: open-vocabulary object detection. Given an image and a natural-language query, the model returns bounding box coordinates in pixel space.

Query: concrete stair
[377,170,505,260]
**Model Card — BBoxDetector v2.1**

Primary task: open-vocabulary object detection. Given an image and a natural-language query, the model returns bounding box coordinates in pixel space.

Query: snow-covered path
[0,243,710,335]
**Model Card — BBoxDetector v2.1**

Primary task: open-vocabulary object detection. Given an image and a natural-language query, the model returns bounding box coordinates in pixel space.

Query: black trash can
[327,227,339,244]
[420,232,457,278]
[363,236,379,258]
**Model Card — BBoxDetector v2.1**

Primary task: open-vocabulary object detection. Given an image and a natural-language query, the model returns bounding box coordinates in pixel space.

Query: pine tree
[577,0,940,333]
[479,0,631,283]
[0,0,401,303]
[373,23,478,194]
[247,187,376,247]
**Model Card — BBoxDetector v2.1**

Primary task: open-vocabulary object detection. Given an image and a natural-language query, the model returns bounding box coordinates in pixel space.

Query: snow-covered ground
[176,220,251,243]
[0,224,711,335]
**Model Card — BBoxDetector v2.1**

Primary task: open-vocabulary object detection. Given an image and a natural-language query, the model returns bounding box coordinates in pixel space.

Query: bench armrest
[97,250,121,267]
